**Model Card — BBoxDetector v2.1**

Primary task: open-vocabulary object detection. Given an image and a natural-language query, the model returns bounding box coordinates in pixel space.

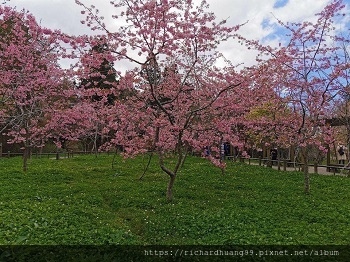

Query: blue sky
[273,0,289,8]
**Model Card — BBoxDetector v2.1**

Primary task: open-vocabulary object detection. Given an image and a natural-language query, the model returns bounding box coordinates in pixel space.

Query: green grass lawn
[0,154,350,245]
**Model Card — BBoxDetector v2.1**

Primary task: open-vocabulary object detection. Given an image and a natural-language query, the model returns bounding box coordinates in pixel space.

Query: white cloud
[204,0,347,67]
[4,0,348,69]
[7,0,86,34]
[272,0,331,23]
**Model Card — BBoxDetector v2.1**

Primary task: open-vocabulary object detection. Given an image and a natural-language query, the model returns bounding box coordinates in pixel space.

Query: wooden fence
[0,150,107,159]
[1,151,349,176]
[227,156,350,176]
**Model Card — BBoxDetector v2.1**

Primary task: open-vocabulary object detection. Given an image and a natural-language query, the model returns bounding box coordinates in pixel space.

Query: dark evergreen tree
[80,42,117,105]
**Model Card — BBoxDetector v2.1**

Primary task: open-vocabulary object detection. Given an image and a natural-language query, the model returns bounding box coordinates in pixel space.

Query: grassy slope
[0,154,349,245]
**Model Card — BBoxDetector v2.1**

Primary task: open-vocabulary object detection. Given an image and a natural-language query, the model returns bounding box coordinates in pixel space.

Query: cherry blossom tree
[242,60,301,167]
[77,40,118,154]
[46,35,126,158]
[75,0,246,200]
[237,0,347,193]
[0,6,66,171]
[327,34,350,154]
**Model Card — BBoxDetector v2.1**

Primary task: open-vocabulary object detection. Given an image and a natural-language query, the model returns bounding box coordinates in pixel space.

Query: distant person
[224,143,230,156]
[204,146,211,157]
[336,143,347,165]
[270,148,278,165]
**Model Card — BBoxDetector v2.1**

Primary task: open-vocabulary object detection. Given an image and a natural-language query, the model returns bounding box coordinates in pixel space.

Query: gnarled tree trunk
[166,174,176,202]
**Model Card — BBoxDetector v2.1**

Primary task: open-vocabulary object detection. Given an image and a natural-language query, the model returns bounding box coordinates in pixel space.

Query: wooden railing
[2,151,349,176]
[0,150,107,159]
[226,156,350,176]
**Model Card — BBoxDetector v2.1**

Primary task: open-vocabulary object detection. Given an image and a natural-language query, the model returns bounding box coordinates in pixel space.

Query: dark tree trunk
[304,169,310,194]
[267,146,273,168]
[302,148,310,194]
[159,158,177,202]
[166,174,176,202]
[159,150,184,202]
[156,128,187,201]
[139,152,153,180]
[23,146,30,172]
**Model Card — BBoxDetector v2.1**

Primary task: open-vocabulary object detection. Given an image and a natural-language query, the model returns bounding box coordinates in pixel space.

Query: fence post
[7,151,10,158]
[259,157,262,166]
[278,159,281,171]
[314,163,318,174]
[283,160,287,171]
